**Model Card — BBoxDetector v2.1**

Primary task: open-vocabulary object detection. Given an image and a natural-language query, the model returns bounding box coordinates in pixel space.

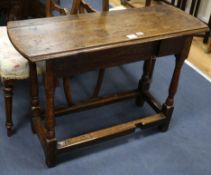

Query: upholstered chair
[0,0,62,137]
[0,26,43,136]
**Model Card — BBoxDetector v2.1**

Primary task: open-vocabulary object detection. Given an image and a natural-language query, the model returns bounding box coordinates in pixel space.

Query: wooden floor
[188,38,211,79]
[110,0,211,79]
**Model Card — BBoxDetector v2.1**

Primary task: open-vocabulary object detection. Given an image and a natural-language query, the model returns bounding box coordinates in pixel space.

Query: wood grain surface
[7,5,208,62]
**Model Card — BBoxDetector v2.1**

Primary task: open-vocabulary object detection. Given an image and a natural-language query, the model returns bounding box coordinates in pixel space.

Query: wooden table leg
[159,37,193,132]
[30,63,40,133]
[136,57,156,106]
[44,63,57,167]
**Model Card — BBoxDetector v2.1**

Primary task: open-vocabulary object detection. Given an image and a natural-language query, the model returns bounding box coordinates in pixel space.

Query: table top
[7,4,208,62]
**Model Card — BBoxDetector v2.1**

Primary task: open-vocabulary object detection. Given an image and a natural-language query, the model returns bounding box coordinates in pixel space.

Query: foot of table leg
[3,79,13,137]
[45,138,57,168]
[159,104,174,132]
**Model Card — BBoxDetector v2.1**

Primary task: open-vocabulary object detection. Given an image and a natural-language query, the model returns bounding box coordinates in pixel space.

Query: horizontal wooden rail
[55,90,139,116]
[57,113,165,152]
[144,92,162,113]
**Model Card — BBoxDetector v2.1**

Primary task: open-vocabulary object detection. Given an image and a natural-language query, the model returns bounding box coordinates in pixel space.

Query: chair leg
[63,69,105,106]
[206,37,211,53]
[203,14,211,44]
[203,31,210,44]
[92,69,105,98]
[120,0,128,5]
[63,77,74,106]
[3,79,13,137]
[145,0,152,6]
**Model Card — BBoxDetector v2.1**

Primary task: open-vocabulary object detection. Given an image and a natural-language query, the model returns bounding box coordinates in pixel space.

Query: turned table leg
[29,63,41,134]
[159,37,193,132]
[45,63,57,167]
[136,57,156,106]
[3,79,13,137]
[159,55,183,132]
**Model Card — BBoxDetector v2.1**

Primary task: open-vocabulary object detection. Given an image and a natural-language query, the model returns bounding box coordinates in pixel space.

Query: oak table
[7,5,208,167]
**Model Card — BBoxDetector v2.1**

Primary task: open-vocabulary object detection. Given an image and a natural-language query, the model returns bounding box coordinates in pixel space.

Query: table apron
[47,36,189,77]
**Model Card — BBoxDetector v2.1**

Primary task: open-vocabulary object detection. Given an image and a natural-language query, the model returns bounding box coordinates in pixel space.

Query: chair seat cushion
[0,26,29,79]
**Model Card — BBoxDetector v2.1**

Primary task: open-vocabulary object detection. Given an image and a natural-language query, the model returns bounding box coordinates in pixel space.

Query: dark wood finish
[143,91,162,113]
[181,0,187,11]
[207,15,211,50]
[160,37,193,131]
[204,13,211,44]
[0,0,59,23]
[166,0,210,44]
[92,69,105,97]
[30,63,41,134]
[57,113,165,152]
[55,90,139,116]
[46,0,68,17]
[8,5,208,167]
[63,77,74,106]
[171,0,176,5]
[136,56,155,106]
[3,79,13,136]
[174,0,201,17]
[145,0,152,6]
[125,0,210,44]
[127,0,200,15]
[44,63,57,166]
[8,7,207,61]
[46,0,109,102]
[46,0,154,102]
[0,0,46,25]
